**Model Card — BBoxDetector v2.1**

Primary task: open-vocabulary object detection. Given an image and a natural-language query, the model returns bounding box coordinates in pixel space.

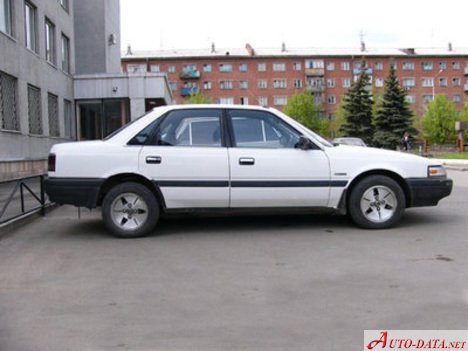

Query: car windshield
[103,110,154,141]
[274,109,333,147]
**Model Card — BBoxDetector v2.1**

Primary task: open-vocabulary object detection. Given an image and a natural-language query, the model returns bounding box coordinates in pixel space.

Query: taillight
[48,154,56,172]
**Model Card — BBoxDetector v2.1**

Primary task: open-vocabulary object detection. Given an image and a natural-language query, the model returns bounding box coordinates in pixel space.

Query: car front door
[139,108,229,209]
[227,109,331,208]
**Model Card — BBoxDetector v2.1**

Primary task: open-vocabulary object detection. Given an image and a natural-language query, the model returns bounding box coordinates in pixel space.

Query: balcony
[464,84,468,92]
[179,70,201,79]
[464,68,468,75]
[180,87,199,96]
[306,85,324,93]
[305,68,325,76]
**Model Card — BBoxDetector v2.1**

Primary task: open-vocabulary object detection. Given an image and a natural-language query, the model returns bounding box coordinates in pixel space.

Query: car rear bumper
[406,177,453,207]
[45,177,104,208]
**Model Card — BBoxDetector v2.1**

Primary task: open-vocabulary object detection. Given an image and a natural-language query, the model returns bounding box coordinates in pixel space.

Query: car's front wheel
[102,182,159,238]
[348,175,405,229]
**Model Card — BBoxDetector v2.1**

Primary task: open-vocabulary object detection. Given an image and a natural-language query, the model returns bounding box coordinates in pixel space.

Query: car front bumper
[406,177,453,207]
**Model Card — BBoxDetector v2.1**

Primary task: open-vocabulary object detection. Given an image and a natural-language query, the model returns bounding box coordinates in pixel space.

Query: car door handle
[146,156,162,164]
[239,157,255,165]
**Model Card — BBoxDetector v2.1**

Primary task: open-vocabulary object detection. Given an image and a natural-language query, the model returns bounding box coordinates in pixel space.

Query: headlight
[428,165,447,177]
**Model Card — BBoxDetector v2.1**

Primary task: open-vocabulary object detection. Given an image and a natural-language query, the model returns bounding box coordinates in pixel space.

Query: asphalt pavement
[0,170,467,351]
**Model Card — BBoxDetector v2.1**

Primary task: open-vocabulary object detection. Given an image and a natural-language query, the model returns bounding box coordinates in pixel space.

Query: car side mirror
[295,136,315,150]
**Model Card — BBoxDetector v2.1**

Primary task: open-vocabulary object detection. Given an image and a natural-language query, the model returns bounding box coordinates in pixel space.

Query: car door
[227,109,331,208]
[139,108,229,209]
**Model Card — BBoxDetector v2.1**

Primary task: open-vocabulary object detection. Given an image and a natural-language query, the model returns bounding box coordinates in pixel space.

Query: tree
[374,65,414,149]
[184,90,211,104]
[421,94,457,144]
[329,101,346,138]
[283,90,329,135]
[340,64,374,145]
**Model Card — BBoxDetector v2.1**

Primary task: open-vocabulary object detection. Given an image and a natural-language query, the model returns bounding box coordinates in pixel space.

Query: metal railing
[0,174,49,225]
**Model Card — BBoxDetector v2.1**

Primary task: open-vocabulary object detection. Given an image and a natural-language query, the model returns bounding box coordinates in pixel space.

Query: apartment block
[121,44,468,119]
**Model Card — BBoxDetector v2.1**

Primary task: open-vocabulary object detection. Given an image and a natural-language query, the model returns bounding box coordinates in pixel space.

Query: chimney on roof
[360,41,366,52]
[126,44,133,56]
[245,43,255,56]
[281,42,286,52]
[405,48,415,55]
[448,42,453,51]
[211,42,216,53]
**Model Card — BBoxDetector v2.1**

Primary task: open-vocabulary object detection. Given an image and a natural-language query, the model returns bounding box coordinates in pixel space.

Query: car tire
[348,175,405,229]
[102,182,159,238]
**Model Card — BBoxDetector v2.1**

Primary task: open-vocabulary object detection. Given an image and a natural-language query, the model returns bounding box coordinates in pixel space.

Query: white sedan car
[45,105,452,238]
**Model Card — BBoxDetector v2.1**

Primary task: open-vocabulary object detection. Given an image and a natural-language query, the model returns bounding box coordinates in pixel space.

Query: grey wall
[73,0,121,75]
[0,0,75,161]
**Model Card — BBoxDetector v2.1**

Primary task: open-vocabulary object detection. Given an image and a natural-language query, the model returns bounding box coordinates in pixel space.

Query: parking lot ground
[1,170,468,351]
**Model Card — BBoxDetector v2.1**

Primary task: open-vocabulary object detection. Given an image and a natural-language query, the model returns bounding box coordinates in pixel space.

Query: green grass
[435,152,468,159]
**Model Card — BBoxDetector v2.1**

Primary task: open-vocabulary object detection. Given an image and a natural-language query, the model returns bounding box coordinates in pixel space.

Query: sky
[120,0,468,52]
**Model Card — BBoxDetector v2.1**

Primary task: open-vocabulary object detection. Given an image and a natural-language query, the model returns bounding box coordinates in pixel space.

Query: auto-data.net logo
[364,330,468,350]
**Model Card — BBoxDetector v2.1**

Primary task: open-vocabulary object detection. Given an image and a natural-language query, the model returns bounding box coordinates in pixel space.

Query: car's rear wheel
[102,182,159,238]
[348,175,405,229]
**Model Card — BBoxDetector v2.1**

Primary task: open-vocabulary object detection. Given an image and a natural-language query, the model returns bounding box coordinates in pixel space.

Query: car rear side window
[155,109,223,147]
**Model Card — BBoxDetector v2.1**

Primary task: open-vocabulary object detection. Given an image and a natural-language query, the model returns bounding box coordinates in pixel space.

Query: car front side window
[228,110,301,149]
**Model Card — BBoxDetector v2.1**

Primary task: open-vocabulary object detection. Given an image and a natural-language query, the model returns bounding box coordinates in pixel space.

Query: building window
[169,81,177,91]
[59,0,69,11]
[342,78,351,88]
[0,70,19,131]
[239,80,248,89]
[422,62,433,71]
[422,94,433,103]
[453,94,462,103]
[293,62,301,71]
[327,95,336,105]
[48,93,59,136]
[402,62,414,70]
[273,96,287,105]
[421,78,434,87]
[203,63,212,72]
[452,78,461,86]
[61,34,70,73]
[402,78,415,87]
[375,78,384,87]
[374,62,383,71]
[150,64,160,72]
[341,62,350,71]
[239,63,248,72]
[220,80,233,89]
[219,63,232,72]
[127,63,146,73]
[326,62,335,71]
[305,60,324,69]
[219,97,234,104]
[293,79,302,89]
[168,65,176,73]
[0,0,12,35]
[273,63,285,71]
[240,97,249,105]
[45,19,56,64]
[452,61,460,70]
[24,1,37,52]
[63,99,73,138]
[258,96,268,106]
[203,81,212,90]
[257,63,266,72]
[258,79,267,89]
[439,62,447,70]
[28,84,42,135]
[439,77,448,87]
[273,79,287,89]
[327,79,335,88]
[406,95,416,104]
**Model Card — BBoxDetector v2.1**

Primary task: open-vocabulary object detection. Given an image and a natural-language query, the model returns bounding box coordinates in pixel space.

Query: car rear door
[227,109,331,208]
[139,108,229,209]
